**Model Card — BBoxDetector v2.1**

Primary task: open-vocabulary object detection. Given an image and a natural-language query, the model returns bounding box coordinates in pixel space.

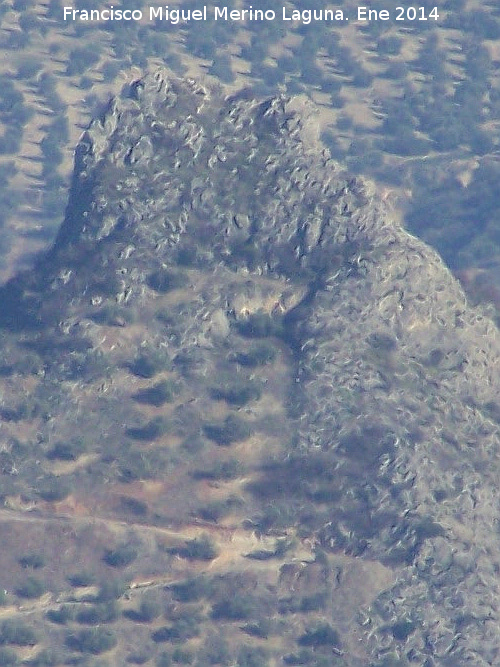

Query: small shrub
[104,544,138,568]
[391,619,416,641]
[136,597,162,623]
[0,618,37,645]
[16,575,45,599]
[192,458,243,481]
[237,645,269,667]
[235,341,277,367]
[151,617,199,643]
[236,311,282,338]
[47,439,84,461]
[126,417,167,442]
[96,578,128,602]
[129,351,168,379]
[90,304,132,327]
[76,601,118,625]
[47,605,75,625]
[119,496,148,517]
[37,476,71,502]
[170,576,211,602]
[298,623,341,648]
[132,380,177,407]
[211,594,256,621]
[210,380,262,407]
[203,414,253,446]
[241,618,273,639]
[66,627,117,654]
[196,497,242,522]
[18,553,45,569]
[179,535,218,561]
[171,648,193,664]
[147,269,186,293]
[68,571,94,587]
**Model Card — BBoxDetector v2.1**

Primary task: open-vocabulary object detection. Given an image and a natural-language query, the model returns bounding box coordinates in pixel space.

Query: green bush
[37,476,71,502]
[76,601,118,625]
[96,578,128,602]
[196,496,242,522]
[211,594,256,621]
[203,414,253,446]
[66,627,117,654]
[120,495,148,517]
[47,605,75,625]
[129,351,169,378]
[237,645,269,667]
[151,617,199,643]
[298,623,341,648]
[179,535,218,561]
[147,269,186,293]
[0,618,37,645]
[236,311,282,338]
[132,380,177,407]
[235,342,277,367]
[241,618,273,639]
[126,417,167,442]
[135,596,162,623]
[47,439,84,461]
[68,571,94,587]
[192,459,243,481]
[66,46,100,76]
[210,380,262,407]
[18,553,45,569]
[104,544,138,568]
[90,304,132,327]
[170,576,211,602]
[16,575,45,599]
[171,648,193,663]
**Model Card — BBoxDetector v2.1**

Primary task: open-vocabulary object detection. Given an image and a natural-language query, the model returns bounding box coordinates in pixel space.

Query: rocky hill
[0,71,499,666]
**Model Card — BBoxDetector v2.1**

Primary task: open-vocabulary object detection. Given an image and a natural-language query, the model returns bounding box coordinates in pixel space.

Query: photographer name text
[63,5,440,24]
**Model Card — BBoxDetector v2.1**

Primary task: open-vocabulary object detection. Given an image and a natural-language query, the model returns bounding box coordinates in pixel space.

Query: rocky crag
[0,72,500,665]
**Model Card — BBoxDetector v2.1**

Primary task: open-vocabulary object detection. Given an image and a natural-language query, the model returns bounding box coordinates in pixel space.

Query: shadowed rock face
[1,71,500,664]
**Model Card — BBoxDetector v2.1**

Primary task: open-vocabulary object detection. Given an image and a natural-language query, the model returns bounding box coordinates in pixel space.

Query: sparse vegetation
[234,341,277,367]
[0,619,37,645]
[178,535,218,561]
[16,575,45,599]
[132,380,177,407]
[104,544,138,568]
[0,5,499,663]
[66,627,117,654]
[203,414,253,446]
[129,351,169,379]
[210,379,262,407]
[18,552,45,569]
[126,417,168,442]
[192,458,244,481]
[147,269,186,293]
[47,605,75,625]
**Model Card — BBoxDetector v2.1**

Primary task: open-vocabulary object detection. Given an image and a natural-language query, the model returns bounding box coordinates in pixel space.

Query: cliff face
[1,72,500,664]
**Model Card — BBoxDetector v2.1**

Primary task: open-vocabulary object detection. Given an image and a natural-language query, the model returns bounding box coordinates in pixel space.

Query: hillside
[0,71,499,666]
